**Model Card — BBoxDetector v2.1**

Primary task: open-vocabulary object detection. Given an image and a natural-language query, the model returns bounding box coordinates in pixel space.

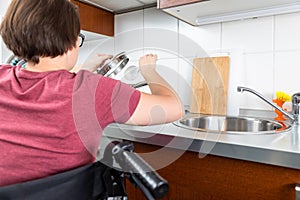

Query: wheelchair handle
[111,142,169,199]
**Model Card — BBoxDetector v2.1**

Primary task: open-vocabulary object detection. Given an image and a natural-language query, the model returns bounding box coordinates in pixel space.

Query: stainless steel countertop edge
[104,120,300,170]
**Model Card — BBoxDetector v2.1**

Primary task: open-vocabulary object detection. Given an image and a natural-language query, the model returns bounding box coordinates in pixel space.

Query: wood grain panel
[71,0,114,36]
[126,142,300,200]
[190,56,230,115]
[158,0,207,9]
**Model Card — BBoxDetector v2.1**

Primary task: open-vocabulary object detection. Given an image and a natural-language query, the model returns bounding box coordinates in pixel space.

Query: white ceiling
[81,0,157,13]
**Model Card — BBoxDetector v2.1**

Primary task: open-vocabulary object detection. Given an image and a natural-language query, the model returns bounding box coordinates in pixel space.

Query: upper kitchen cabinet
[158,0,300,26]
[71,0,114,36]
[158,0,204,9]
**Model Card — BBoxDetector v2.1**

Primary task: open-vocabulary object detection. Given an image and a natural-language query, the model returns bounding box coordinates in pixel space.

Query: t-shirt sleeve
[95,76,141,128]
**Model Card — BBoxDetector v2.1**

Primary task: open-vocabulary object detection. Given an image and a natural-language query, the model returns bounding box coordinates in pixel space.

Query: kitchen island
[103,109,300,199]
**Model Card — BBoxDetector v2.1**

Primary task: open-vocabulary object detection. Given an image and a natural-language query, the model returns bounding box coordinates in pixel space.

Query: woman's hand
[80,53,113,72]
[139,54,157,74]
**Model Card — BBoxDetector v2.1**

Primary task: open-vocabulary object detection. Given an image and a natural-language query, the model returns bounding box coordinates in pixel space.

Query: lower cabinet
[126,142,300,200]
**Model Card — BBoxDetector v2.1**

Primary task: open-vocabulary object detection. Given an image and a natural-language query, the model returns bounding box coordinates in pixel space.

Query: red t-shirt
[0,65,141,186]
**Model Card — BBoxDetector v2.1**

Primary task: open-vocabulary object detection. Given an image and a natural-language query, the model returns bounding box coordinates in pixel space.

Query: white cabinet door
[163,0,300,25]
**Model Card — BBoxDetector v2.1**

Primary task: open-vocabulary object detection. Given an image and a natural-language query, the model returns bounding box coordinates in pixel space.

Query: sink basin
[173,115,291,134]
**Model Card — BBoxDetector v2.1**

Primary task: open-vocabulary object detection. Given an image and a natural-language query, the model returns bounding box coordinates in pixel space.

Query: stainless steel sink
[173,115,291,134]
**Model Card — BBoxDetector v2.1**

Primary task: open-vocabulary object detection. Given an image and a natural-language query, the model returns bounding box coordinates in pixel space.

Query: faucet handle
[292,93,300,104]
[292,93,300,124]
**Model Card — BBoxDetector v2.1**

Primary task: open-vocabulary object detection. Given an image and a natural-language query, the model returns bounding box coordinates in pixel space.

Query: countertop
[103,109,300,170]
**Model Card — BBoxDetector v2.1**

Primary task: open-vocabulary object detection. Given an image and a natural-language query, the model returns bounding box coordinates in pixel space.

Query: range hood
[79,0,157,14]
[162,0,300,26]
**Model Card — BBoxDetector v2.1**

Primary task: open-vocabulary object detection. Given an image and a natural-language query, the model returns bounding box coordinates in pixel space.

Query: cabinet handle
[295,184,300,200]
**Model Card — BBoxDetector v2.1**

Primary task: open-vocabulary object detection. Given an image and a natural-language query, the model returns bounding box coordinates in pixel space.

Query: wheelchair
[0,141,169,200]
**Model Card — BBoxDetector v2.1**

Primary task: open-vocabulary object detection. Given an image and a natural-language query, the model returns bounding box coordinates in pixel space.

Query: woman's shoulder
[0,64,14,69]
[0,65,18,76]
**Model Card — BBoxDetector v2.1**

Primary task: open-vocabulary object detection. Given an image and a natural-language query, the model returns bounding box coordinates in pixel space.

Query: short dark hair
[0,0,80,64]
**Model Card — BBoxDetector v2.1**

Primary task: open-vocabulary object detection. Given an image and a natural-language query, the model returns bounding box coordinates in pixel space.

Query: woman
[0,0,183,186]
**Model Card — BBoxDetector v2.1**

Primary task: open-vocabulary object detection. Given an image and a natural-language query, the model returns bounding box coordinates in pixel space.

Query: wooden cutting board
[190,56,230,115]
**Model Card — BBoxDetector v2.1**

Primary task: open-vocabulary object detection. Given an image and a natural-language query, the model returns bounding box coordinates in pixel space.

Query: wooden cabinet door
[126,142,300,200]
[71,0,114,36]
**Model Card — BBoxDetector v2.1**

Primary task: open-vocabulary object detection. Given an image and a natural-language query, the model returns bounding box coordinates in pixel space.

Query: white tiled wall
[275,12,300,51]
[222,17,274,53]
[92,7,300,113]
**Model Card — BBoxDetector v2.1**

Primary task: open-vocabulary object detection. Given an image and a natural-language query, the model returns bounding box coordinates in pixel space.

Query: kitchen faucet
[237,86,300,124]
